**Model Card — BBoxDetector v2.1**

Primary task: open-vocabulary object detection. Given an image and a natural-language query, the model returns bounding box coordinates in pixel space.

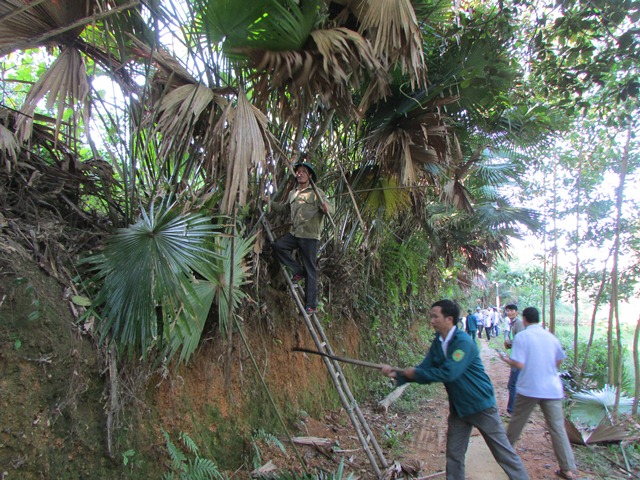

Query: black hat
[294,162,317,183]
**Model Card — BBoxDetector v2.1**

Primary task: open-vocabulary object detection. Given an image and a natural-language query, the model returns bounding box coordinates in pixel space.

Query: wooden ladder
[261,217,388,478]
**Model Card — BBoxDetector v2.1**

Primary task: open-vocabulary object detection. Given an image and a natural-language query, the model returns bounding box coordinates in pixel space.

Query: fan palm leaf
[353,0,426,87]
[361,176,412,221]
[199,233,255,336]
[361,86,456,184]
[218,88,275,214]
[154,83,227,162]
[570,385,634,427]
[0,0,93,53]
[85,202,219,358]
[166,279,216,364]
[250,26,389,118]
[197,0,319,53]
[14,46,89,142]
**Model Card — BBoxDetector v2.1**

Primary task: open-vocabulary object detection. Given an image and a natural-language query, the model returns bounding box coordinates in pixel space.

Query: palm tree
[0,0,552,357]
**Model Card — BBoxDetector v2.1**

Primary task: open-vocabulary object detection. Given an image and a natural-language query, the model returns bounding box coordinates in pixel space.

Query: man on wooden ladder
[271,160,333,315]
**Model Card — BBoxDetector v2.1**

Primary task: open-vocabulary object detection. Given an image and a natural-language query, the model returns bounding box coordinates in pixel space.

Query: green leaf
[71,295,92,307]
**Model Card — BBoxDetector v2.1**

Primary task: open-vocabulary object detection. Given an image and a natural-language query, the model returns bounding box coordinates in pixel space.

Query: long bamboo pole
[292,347,400,371]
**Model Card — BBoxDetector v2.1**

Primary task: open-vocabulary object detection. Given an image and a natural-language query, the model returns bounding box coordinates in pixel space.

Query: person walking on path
[380,300,529,480]
[503,304,524,416]
[498,307,579,480]
[271,161,333,315]
[476,307,485,339]
[482,308,493,339]
[465,309,478,341]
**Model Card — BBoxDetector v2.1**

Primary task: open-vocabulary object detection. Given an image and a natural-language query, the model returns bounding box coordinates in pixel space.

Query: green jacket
[274,186,333,240]
[397,327,496,418]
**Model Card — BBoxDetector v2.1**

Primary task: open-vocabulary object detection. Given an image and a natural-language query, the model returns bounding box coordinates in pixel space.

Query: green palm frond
[86,202,219,358]
[197,0,320,53]
[360,176,412,221]
[469,162,520,186]
[361,87,454,182]
[474,203,540,232]
[166,279,216,365]
[570,385,634,427]
[192,231,255,336]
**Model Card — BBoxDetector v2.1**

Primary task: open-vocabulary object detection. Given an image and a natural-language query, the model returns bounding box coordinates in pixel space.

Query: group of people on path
[380,300,581,480]
[464,306,506,340]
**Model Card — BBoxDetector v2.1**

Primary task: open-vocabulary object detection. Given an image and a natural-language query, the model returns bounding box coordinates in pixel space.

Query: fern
[163,428,188,473]
[180,431,200,456]
[162,429,226,480]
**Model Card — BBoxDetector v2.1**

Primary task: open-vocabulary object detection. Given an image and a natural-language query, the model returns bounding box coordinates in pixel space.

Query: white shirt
[439,326,457,356]
[511,324,566,399]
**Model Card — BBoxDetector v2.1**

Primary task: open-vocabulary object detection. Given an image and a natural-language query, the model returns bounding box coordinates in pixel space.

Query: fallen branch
[377,383,410,413]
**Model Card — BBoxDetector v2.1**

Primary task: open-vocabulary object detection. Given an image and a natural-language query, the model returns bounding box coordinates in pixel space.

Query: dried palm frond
[218,89,275,214]
[352,0,426,87]
[565,417,637,445]
[441,179,474,213]
[0,122,19,173]
[155,84,227,161]
[0,0,92,53]
[310,27,389,112]
[250,27,389,119]
[15,46,89,144]
[127,35,196,86]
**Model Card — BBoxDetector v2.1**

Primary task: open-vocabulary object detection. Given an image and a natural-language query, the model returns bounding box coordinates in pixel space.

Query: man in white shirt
[498,307,579,480]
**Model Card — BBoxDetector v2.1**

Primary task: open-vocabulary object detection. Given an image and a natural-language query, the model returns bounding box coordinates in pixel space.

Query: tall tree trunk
[610,125,631,414]
[579,263,609,382]
[572,157,583,364]
[633,314,640,416]
[549,165,558,333]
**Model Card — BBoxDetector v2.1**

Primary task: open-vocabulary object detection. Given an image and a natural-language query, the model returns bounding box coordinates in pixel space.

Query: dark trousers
[446,406,529,479]
[485,326,492,339]
[507,368,520,414]
[467,330,477,341]
[271,233,319,309]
